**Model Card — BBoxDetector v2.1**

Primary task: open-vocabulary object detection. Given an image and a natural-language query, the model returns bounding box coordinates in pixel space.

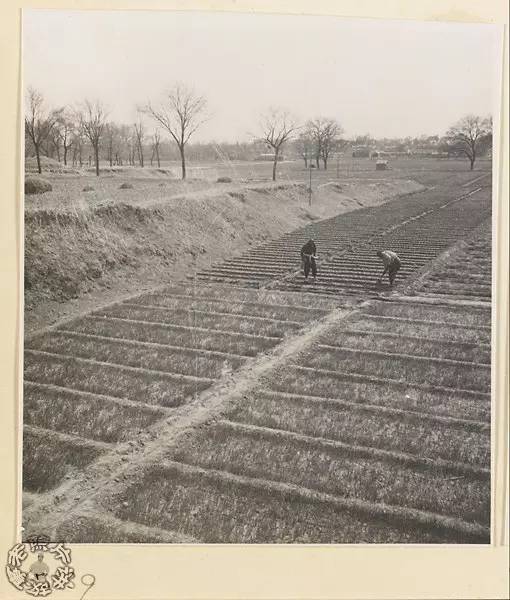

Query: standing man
[376,250,401,286]
[301,238,317,282]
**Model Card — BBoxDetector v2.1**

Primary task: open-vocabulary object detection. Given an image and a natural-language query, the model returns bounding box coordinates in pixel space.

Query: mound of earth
[25,177,52,195]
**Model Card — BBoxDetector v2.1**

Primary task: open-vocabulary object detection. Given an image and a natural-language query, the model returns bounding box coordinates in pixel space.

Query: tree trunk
[303,156,308,168]
[470,158,475,170]
[63,145,68,166]
[323,156,328,170]
[156,146,160,168]
[94,145,100,176]
[315,155,320,169]
[35,145,42,174]
[272,149,279,181]
[179,145,186,179]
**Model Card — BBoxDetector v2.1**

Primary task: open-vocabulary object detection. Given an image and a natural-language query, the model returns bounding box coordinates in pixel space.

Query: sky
[23,10,501,143]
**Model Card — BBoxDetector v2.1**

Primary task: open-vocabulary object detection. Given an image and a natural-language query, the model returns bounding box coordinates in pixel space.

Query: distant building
[254,153,284,162]
[352,146,371,158]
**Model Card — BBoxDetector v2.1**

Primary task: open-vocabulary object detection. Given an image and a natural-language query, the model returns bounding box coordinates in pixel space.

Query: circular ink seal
[5,534,75,597]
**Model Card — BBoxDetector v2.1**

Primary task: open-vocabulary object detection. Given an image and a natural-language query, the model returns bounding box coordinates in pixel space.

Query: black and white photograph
[21,9,500,545]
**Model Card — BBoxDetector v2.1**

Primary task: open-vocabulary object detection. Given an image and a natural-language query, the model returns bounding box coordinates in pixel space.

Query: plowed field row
[195,183,481,287]
[416,223,492,301]
[275,187,490,295]
[23,285,338,494]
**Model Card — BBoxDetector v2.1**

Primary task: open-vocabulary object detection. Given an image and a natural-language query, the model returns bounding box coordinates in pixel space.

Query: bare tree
[71,130,85,167]
[319,119,343,169]
[117,124,133,166]
[150,130,161,167]
[24,87,58,174]
[306,118,344,170]
[145,84,207,179]
[257,108,299,181]
[134,120,145,167]
[445,115,491,170]
[104,123,117,167]
[52,109,75,166]
[78,100,108,176]
[49,126,62,162]
[295,132,314,168]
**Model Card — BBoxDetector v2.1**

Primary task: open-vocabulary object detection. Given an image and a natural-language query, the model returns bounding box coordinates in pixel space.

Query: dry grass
[112,463,452,543]
[331,316,491,345]
[171,422,489,523]
[24,383,163,443]
[129,294,329,323]
[226,392,490,466]
[365,302,490,326]
[266,368,490,422]
[320,331,490,364]
[23,429,104,492]
[300,347,490,392]
[157,284,342,311]
[94,304,300,338]
[63,316,276,356]
[24,351,211,407]
[54,514,195,543]
[28,331,245,379]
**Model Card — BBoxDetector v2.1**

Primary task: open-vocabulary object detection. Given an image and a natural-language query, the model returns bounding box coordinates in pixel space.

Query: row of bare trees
[25,86,348,182]
[25,85,207,178]
[26,84,492,180]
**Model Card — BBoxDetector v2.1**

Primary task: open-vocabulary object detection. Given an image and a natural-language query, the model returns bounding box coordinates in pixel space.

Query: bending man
[301,239,317,281]
[376,250,401,287]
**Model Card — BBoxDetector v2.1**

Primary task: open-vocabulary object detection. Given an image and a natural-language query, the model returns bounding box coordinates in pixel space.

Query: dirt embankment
[24,178,424,334]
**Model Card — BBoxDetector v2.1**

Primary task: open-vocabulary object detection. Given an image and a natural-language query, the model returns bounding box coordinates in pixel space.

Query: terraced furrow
[276,188,490,294]
[108,460,487,543]
[23,285,330,495]
[195,185,468,287]
[320,330,490,363]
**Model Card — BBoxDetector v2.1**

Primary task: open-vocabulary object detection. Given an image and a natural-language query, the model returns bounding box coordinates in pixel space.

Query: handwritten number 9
[80,574,96,600]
